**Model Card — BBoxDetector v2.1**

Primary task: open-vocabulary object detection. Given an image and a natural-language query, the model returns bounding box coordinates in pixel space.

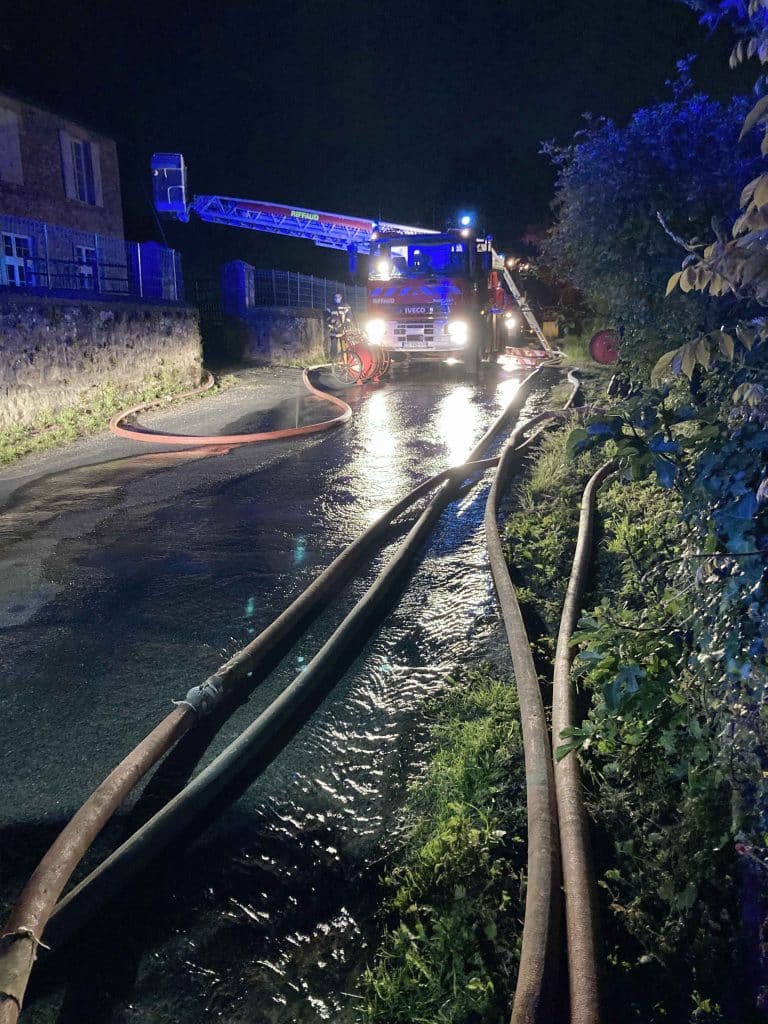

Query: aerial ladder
[151,153,549,354]
[151,153,431,256]
[493,258,549,348]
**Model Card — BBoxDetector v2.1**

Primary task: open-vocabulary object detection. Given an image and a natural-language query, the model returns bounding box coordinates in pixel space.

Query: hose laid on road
[485,436,562,1024]
[0,709,193,1024]
[551,461,615,1024]
[109,367,352,446]
[45,368,544,948]
[0,364,354,1021]
[0,368,546,1021]
[0,459,486,1024]
[0,450,501,1024]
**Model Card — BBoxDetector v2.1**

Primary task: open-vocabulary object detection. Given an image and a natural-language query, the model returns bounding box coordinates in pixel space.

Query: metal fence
[0,214,184,302]
[250,269,367,313]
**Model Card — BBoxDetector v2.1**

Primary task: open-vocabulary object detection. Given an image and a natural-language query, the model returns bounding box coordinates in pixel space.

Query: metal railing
[250,269,367,313]
[0,215,184,302]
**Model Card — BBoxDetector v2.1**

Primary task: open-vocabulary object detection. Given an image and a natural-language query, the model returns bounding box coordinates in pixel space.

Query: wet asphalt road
[0,362,552,1023]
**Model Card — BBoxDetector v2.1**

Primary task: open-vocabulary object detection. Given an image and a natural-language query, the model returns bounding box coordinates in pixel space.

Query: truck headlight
[447,320,468,345]
[366,318,387,344]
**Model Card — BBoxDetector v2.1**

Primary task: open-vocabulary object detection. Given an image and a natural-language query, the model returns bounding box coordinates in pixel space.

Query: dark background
[0,0,748,280]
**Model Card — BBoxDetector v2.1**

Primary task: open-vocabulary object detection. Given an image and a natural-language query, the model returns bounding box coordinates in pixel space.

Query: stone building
[0,90,182,300]
[0,90,123,239]
[0,92,200,431]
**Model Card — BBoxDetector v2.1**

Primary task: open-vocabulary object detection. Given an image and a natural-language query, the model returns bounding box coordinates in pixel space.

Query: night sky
[0,1,748,281]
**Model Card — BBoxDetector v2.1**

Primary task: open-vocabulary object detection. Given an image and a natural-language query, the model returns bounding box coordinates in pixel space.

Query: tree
[567,9,768,1012]
[660,2,768,382]
[540,69,760,361]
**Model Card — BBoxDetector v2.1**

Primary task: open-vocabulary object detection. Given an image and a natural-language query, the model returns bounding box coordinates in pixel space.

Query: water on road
[0,364,552,1023]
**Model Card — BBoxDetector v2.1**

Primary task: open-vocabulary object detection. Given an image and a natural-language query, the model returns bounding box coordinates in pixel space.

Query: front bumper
[381,319,469,359]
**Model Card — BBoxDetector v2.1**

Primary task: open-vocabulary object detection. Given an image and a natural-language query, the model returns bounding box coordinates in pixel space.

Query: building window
[60,131,103,206]
[74,244,97,289]
[2,233,34,287]
[0,107,23,185]
[71,139,96,204]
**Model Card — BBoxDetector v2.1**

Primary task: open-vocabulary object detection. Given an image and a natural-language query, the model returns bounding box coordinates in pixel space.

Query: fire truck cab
[363,229,500,367]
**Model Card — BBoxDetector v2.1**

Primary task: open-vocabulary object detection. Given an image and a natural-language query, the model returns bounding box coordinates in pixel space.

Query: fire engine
[367,225,498,367]
[151,153,551,372]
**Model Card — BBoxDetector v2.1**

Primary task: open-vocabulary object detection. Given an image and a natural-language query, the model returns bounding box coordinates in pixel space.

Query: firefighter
[326,292,351,361]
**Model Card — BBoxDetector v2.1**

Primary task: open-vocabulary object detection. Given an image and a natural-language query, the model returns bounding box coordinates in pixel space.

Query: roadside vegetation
[0,367,229,467]
[359,669,527,1024]
[554,332,593,366]
[543,2,768,1016]
[360,4,768,1020]
[360,399,759,1021]
[509,426,751,1021]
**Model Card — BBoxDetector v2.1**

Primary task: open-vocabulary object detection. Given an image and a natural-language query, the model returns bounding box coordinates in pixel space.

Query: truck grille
[390,320,447,349]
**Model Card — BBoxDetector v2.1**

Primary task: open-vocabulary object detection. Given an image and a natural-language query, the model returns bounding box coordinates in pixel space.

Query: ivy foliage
[568,478,744,1022]
[504,419,759,1020]
[532,2,768,1015]
[562,347,768,1017]
[660,2,768,377]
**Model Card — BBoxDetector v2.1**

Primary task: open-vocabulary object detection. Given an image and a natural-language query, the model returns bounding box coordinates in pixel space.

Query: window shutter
[59,130,77,199]
[90,141,103,206]
[0,108,23,184]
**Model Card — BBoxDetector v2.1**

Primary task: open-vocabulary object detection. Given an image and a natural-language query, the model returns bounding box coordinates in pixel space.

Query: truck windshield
[369,240,468,280]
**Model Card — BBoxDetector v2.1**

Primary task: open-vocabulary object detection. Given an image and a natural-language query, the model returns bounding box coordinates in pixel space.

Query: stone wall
[0,293,201,430]
[224,306,327,364]
[216,260,329,365]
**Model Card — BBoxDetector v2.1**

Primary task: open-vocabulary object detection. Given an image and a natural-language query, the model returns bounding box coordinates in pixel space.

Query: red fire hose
[109,367,352,446]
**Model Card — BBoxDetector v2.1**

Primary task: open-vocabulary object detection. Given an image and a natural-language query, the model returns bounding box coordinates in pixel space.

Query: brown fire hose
[552,461,615,1024]
[0,710,193,1023]
[485,431,562,1024]
[0,453,491,1024]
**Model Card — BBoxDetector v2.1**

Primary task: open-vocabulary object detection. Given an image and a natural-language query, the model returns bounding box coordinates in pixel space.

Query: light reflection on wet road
[0,364,552,1023]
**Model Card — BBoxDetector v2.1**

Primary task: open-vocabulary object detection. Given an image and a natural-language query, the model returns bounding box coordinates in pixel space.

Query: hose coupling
[174,675,225,716]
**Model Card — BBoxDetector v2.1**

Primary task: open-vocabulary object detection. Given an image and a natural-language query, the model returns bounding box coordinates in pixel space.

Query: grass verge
[0,368,226,468]
[503,429,610,659]
[359,667,527,1024]
[503,423,751,1023]
[361,392,750,1021]
[558,333,593,364]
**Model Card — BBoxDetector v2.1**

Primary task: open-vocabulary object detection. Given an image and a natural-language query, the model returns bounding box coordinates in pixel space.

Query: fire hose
[485,423,616,1024]
[0,367,550,1021]
[481,366,585,1024]
[551,461,615,1024]
[0,453,492,1022]
[485,431,562,1024]
[44,375,550,947]
[108,366,352,446]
